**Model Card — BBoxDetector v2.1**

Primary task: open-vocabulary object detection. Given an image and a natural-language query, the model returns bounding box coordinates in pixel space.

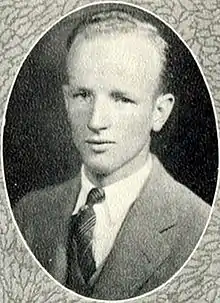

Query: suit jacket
[13,155,210,300]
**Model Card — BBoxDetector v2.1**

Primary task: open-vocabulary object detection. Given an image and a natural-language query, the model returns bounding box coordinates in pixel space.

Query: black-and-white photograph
[3,2,218,300]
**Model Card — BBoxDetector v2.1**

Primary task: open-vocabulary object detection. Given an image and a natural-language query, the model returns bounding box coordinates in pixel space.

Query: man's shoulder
[16,177,76,206]
[13,175,80,229]
[167,175,210,231]
[150,155,211,224]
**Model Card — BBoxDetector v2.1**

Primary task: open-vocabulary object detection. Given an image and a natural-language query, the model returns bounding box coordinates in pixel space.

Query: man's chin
[85,164,111,177]
[82,158,114,177]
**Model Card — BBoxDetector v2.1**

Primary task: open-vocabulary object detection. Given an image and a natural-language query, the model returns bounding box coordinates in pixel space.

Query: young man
[14,8,210,300]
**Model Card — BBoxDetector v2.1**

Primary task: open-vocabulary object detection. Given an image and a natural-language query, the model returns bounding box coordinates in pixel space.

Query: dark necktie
[66,187,105,290]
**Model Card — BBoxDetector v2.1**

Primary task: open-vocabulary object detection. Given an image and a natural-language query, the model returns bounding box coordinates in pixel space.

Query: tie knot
[86,187,105,206]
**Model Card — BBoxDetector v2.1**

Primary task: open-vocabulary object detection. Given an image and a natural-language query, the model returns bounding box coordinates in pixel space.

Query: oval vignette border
[1,1,220,303]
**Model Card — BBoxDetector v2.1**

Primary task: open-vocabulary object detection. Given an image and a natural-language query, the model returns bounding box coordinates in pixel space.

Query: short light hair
[66,9,169,95]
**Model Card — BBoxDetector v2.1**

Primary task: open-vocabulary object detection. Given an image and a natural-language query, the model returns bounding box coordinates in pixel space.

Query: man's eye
[78,91,90,99]
[114,96,135,104]
[69,90,92,102]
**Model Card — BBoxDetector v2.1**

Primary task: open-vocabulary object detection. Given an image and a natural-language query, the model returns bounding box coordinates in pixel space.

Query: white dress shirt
[73,153,152,269]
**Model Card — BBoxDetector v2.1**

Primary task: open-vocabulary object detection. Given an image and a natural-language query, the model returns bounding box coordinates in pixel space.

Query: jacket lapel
[92,156,177,299]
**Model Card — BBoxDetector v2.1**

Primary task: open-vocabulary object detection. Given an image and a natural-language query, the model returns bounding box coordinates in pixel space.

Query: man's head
[63,9,174,184]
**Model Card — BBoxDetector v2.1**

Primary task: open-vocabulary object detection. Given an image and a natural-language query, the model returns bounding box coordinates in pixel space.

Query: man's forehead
[66,32,162,100]
[67,30,162,69]
[66,15,167,83]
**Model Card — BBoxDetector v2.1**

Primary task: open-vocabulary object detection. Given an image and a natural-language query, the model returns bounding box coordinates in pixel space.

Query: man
[14,8,210,300]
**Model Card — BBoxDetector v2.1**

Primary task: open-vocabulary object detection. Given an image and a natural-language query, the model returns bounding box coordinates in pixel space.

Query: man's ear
[62,84,69,111]
[152,93,175,132]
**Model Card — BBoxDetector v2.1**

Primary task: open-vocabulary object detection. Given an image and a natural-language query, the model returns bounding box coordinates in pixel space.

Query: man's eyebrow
[69,86,93,94]
[110,90,131,98]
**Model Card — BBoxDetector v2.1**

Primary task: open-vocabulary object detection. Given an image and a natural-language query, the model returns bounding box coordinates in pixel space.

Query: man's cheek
[70,121,86,132]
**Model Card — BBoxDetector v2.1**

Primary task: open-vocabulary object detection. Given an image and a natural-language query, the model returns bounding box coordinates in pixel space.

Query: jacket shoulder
[149,155,211,246]
[13,176,80,234]
[152,155,211,219]
[165,170,211,226]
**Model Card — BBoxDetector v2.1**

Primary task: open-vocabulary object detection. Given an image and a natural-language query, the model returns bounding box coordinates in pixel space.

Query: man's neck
[84,151,151,187]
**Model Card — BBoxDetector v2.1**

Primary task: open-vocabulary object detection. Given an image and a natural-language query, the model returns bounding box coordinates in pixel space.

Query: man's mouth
[85,139,115,145]
[85,139,115,152]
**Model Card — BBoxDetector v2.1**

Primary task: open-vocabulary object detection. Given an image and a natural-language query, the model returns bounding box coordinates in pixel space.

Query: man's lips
[85,139,115,145]
[85,139,115,153]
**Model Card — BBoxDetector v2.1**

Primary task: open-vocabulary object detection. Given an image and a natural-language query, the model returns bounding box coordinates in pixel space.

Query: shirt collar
[79,153,152,224]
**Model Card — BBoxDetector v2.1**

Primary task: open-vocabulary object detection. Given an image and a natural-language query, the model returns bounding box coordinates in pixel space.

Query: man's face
[64,32,163,179]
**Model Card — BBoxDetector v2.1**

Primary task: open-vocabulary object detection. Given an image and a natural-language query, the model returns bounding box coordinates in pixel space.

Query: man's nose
[87,96,111,132]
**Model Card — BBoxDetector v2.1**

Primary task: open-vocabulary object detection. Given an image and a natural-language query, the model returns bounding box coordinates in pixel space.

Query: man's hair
[66,8,169,96]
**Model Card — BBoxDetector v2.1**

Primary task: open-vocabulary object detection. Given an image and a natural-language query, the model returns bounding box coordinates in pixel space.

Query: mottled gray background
[1,0,220,302]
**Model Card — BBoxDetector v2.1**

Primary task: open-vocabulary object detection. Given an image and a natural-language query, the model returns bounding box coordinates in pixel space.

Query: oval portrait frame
[2,1,219,302]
